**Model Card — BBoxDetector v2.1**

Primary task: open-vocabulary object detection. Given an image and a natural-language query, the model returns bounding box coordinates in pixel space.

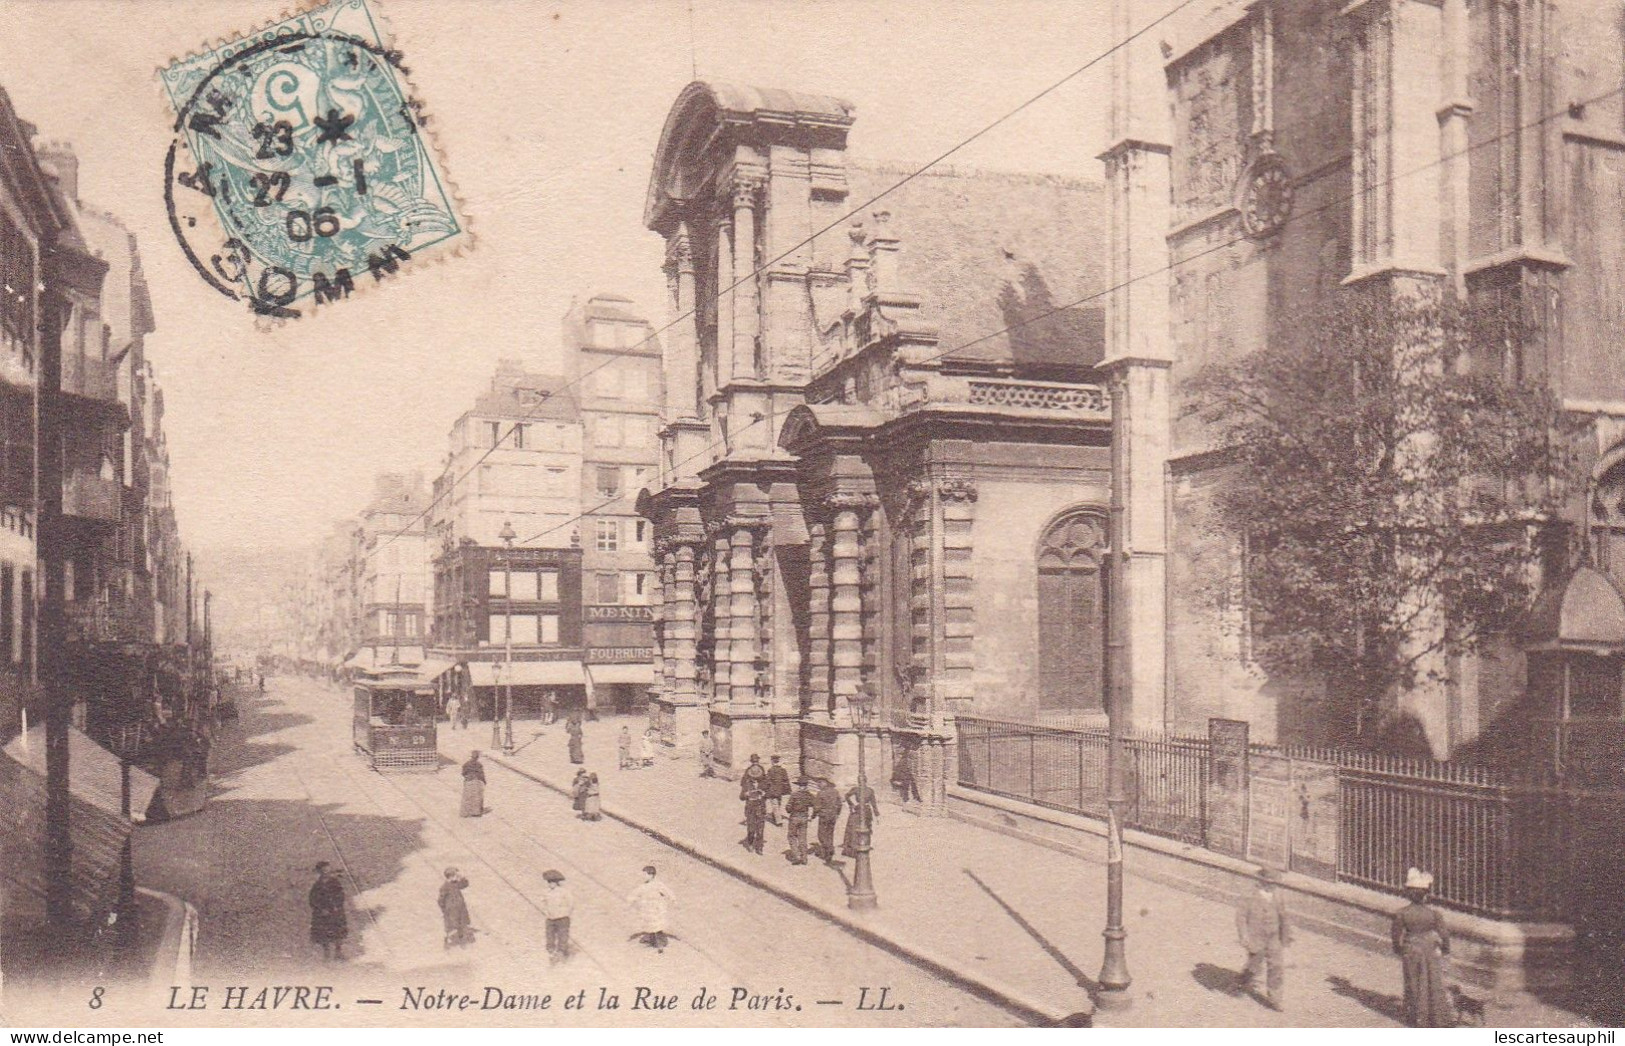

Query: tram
[352,666,441,772]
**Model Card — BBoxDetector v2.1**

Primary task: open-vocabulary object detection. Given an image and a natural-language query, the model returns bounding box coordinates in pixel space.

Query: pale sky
[0,0,1146,566]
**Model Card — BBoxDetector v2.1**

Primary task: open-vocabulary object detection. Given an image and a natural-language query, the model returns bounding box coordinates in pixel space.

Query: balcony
[61,353,119,404]
[63,470,121,522]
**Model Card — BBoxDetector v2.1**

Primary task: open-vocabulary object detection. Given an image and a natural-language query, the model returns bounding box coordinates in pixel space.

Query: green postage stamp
[158,0,467,319]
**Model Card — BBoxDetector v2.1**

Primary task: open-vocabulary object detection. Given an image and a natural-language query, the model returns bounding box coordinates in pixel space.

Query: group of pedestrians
[617,725,658,770]
[731,754,878,867]
[1234,863,1460,1026]
[570,769,603,820]
[309,856,678,964]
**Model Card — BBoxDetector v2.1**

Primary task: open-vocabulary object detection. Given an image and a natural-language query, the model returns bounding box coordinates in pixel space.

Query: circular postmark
[162,12,461,319]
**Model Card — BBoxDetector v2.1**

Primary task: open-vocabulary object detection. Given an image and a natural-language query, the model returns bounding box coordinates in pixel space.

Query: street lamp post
[500,520,517,755]
[1096,370,1133,1009]
[847,693,878,911]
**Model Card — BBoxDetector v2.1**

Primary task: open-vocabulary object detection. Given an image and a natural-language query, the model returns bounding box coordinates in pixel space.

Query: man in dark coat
[784,778,815,865]
[439,867,472,948]
[741,772,768,855]
[1236,866,1292,1010]
[764,755,791,826]
[308,862,348,961]
[813,777,844,864]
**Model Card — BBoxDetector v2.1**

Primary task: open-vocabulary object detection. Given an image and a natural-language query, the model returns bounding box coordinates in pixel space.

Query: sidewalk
[443,717,1588,1028]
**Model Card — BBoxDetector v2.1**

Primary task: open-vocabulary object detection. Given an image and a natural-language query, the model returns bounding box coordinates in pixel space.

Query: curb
[490,755,1083,1027]
[137,886,198,991]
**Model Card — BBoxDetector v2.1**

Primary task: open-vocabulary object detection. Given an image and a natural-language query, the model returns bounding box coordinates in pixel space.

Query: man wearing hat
[812,777,844,864]
[439,867,472,949]
[784,778,816,865]
[764,755,792,826]
[542,869,574,963]
[1235,866,1292,1010]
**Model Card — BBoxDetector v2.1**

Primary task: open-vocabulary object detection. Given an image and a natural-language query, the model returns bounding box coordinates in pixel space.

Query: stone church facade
[637,83,1125,804]
[1148,0,1625,760]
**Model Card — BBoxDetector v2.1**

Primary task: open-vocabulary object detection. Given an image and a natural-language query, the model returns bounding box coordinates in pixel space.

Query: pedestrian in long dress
[784,778,814,865]
[627,865,676,952]
[566,715,585,765]
[764,755,791,826]
[308,862,348,961]
[445,695,462,730]
[582,773,603,821]
[640,728,656,768]
[741,773,767,854]
[439,868,473,948]
[618,726,633,770]
[571,769,589,814]
[812,778,843,864]
[542,870,574,963]
[841,780,879,858]
[1392,868,1456,1027]
[461,751,486,817]
[1235,866,1292,1010]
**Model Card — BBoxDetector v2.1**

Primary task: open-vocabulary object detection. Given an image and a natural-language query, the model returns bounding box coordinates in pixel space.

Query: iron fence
[954,715,1625,930]
[956,717,1207,846]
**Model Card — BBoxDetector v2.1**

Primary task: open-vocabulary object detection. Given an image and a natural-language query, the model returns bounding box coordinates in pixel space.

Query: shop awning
[587,663,656,685]
[414,659,455,682]
[0,727,157,927]
[467,660,587,687]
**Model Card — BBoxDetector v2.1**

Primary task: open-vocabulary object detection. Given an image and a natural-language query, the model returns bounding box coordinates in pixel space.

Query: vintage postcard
[0,0,1621,1034]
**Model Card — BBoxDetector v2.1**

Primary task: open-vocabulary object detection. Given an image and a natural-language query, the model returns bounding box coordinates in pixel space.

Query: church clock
[1240,153,1293,239]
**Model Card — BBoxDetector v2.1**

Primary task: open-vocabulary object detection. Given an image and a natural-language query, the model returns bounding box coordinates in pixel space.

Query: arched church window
[1592,457,1625,582]
[1036,509,1109,712]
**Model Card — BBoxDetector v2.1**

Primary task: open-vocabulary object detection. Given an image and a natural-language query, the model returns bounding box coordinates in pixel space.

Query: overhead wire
[511,79,1622,548]
[356,0,1202,567]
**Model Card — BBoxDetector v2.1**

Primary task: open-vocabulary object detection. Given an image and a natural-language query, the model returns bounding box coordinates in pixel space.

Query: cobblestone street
[6,677,1015,1027]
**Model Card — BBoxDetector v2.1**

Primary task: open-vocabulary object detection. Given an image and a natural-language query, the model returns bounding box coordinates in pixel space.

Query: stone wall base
[707,708,802,779]
[947,786,1577,1005]
[650,697,709,751]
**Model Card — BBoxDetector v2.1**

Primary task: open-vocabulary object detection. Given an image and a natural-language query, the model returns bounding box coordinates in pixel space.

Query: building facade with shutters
[428,359,591,716]
[353,472,433,672]
[563,294,662,713]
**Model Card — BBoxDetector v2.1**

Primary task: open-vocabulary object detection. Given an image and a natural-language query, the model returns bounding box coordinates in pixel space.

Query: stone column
[712,532,732,706]
[828,493,870,721]
[715,217,734,392]
[665,225,699,420]
[728,524,760,706]
[807,521,832,717]
[670,543,698,704]
[938,479,978,706]
[731,176,762,382]
[657,547,677,698]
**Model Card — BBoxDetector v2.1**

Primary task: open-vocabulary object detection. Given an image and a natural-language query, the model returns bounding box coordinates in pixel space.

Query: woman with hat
[307,862,348,962]
[582,773,603,821]
[439,867,473,948]
[1392,868,1456,1027]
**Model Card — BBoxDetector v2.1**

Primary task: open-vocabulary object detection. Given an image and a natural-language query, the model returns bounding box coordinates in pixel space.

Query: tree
[1184,282,1583,746]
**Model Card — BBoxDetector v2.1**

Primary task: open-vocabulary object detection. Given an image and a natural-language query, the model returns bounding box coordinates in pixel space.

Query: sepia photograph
[0,0,1619,1034]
